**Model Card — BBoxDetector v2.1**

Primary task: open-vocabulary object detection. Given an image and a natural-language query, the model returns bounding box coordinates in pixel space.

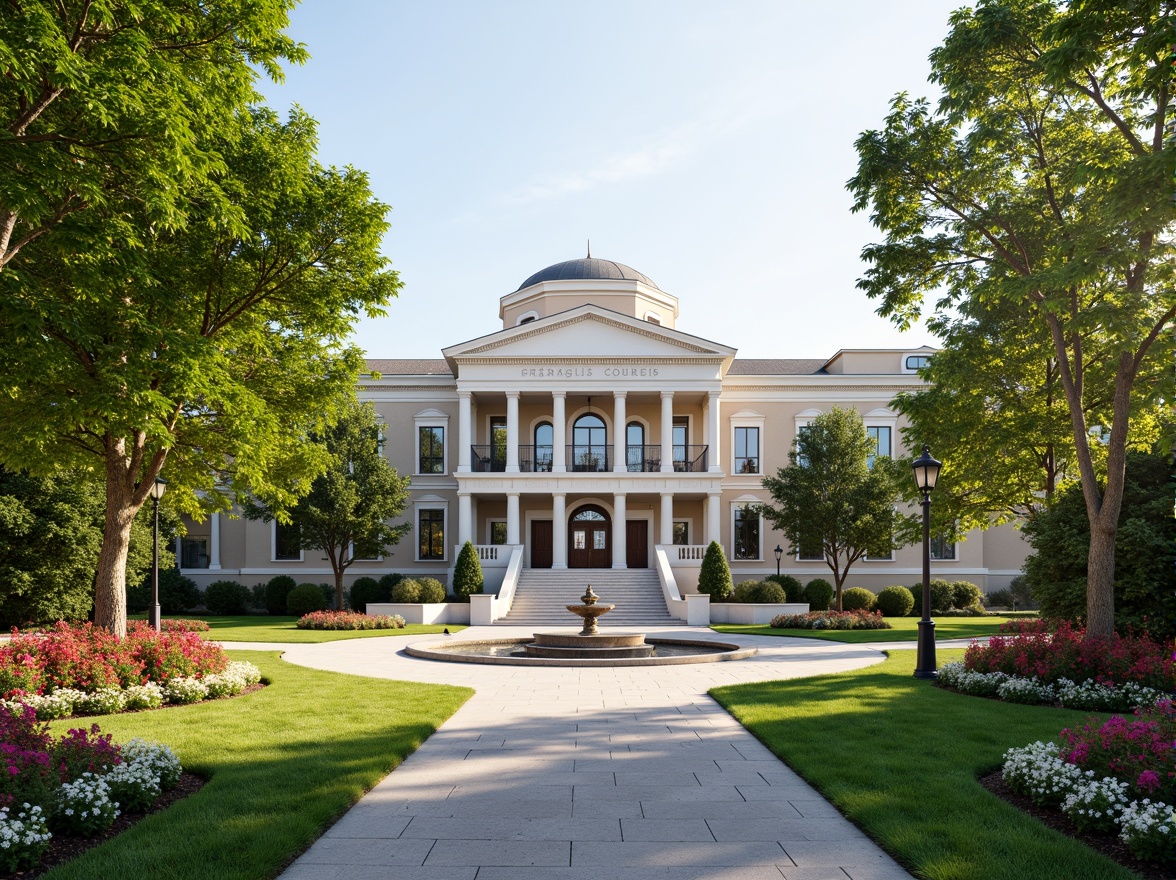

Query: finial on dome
[587,239,591,259]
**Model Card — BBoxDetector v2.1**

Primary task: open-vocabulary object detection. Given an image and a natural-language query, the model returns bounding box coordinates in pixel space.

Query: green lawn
[712,650,1129,880]
[159,614,466,642]
[712,615,1015,643]
[44,651,472,880]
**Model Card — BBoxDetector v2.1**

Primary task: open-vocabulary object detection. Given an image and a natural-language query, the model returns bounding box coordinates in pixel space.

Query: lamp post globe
[147,477,167,632]
[911,446,941,680]
[774,545,783,579]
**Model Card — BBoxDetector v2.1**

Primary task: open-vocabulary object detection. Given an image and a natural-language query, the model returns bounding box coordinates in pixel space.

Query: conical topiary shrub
[697,540,732,601]
[452,540,484,602]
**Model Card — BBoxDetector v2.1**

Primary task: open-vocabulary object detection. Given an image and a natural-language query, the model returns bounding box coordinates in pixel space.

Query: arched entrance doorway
[568,504,611,568]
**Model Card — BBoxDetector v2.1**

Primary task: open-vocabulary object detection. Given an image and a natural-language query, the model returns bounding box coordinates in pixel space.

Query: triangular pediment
[442,306,735,367]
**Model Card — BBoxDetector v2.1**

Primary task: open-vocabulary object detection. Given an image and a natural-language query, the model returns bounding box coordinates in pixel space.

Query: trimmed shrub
[765,574,804,603]
[911,579,955,615]
[841,587,876,612]
[249,583,266,610]
[265,575,297,616]
[390,578,421,604]
[951,580,984,610]
[127,568,202,615]
[751,581,786,604]
[770,610,891,631]
[804,578,834,611]
[417,577,446,604]
[732,581,763,603]
[452,541,484,602]
[286,583,327,617]
[697,541,733,601]
[203,580,250,615]
[317,583,334,609]
[377,572,404,593]
[876,585,915,618]
[349,576,380,613]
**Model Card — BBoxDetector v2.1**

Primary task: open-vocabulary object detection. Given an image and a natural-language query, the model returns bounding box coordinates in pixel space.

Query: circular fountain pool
[405,636,757,667]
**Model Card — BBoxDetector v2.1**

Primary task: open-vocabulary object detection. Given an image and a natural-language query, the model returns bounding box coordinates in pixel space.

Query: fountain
[522,584,656,659]
[403,584,758,667]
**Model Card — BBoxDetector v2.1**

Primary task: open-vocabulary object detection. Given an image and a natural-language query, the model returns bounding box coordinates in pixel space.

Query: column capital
[458,389,473,399]
[660,390,675,400]
[613,390,627,399]
[551,390,566,399]
[505,390,520,400]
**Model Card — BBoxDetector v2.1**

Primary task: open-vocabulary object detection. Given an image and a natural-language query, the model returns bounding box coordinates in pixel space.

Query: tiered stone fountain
[522,585,656,659]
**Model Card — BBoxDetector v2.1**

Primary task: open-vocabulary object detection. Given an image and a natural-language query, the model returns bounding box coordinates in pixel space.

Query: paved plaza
[249,626,931,880]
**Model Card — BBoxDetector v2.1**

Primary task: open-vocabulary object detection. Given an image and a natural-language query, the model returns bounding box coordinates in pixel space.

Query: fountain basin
[405,636,757,667]
[524,631,654,659]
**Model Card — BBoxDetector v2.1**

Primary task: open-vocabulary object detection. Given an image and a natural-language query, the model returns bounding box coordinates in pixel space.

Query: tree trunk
[334,566,346,611]
[94,464,140,637]
[1086,514,1117,638]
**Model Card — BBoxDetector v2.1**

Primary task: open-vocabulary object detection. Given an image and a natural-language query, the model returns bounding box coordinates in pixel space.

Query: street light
[774,545,783,579]
[911,445,941,679]
[147,477,167,632]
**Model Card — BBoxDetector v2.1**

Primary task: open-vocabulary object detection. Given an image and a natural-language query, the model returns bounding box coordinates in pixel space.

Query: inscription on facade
[519,366,661,378]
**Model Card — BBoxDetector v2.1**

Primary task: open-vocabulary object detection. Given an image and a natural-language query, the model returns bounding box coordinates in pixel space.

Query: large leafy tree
[0,107,400,635]
[759,407,918,611]
[0,0,305,271]
[848,0,1174,637]
[246,402,412,611]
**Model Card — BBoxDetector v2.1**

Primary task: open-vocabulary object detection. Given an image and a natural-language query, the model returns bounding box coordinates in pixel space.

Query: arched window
[572,414,607,472]
[533,421,553,472]
[626,421,645,471]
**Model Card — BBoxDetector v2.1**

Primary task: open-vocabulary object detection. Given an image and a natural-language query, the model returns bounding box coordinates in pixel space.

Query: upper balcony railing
[468,444,709,474]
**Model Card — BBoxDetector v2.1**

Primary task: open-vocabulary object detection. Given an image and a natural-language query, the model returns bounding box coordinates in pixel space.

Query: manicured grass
[167,615,466,642]
[43,651,472,880]
[712,615,1015,643]
[711,650,1130,880]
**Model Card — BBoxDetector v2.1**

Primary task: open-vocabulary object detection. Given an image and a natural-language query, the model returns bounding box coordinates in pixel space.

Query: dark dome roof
[517,257,660,291]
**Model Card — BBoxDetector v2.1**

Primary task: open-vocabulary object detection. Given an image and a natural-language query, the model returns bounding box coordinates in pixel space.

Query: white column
[612,392,627,472]
[458,392,472,473]
[458,494,472,545]
[706,492,722,545]
[552,493,567,569]
[209,511,222,570]
[660,493,674,546]
[612,493,627,569]
[552,392,566,473]
[708,391,722,472]
[660,391,674,473]
[505,391,520,473]
[506,493,520,545]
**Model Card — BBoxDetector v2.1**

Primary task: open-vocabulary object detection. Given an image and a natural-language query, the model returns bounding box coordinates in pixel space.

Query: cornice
[453,356,724,366]
[461,312,718,355]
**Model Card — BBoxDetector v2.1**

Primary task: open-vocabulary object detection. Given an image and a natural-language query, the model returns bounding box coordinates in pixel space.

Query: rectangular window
[672,417,689,470]
[490,417,507,470]
[275,522,301,561]
[573,530,586,550]
[672,521,689,545]
[866,426,891,469]
[418,426,445,474]
[418,509,445,560]
[734,427,760,474]
[931,534,957,560]
[490,521,508,545]
[180,537,208,569]
[733,506,759,560]
[797,533,823,561]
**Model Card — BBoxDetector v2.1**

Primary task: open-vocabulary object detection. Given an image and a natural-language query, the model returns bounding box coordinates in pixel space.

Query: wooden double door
[528,510,648,569]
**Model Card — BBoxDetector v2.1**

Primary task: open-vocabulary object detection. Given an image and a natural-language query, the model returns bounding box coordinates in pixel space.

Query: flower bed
[160,619,211,633]
[938,661,1164,712]
[0,622,260,721]
[963,619,1173,690]
[0,702,181,873]
[1002,700,1176,866]
[296,610,406,631]
[769,610,892,631]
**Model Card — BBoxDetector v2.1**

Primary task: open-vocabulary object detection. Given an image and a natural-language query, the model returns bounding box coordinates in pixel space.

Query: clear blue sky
[254,1,964,360]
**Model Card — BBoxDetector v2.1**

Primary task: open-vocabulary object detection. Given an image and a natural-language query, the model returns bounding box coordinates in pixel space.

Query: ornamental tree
[0,0,306,272]
[245,401,412,611]
[759,407,918,611]
[848,0,1174,636]
[697,540,733,601]
[0,107,400,635]
[452,541,485,602]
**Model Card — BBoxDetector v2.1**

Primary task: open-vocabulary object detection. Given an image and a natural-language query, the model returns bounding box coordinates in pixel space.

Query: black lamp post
[147,477,167,632]
[774,545,783,579]
[911,445,941,679]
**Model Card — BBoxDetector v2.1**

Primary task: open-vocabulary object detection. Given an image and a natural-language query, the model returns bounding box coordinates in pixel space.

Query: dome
[517,257,660,291]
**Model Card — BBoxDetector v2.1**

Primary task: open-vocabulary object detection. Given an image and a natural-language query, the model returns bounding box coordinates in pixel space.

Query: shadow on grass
[711,650,1131,880]
[42,652,473,880]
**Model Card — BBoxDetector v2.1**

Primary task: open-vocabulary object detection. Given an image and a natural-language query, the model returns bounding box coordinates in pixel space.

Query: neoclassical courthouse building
[178,256,1029,614]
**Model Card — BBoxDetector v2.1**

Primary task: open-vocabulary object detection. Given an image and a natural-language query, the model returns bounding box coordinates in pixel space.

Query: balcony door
[568,505,611,568]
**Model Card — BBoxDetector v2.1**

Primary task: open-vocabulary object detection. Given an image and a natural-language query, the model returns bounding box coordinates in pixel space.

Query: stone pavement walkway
[250,626,917,880]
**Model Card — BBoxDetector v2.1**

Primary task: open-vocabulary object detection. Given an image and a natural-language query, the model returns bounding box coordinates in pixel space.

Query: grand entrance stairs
[498,569,681,626]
